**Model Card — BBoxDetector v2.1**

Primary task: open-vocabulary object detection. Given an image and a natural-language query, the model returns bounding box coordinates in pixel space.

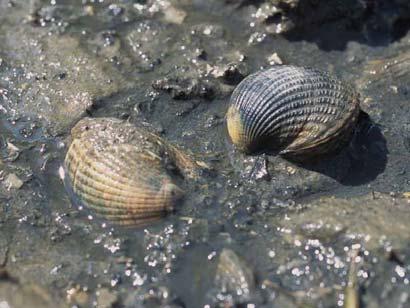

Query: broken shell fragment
[226,65,360,159]
[63,117,202,226]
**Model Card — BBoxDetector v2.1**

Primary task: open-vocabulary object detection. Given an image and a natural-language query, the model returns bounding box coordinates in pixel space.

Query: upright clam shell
[226,65,360,159]
[63,117,202,225]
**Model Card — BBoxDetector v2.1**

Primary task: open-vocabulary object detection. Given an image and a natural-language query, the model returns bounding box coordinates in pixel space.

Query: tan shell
[63,117,202,226]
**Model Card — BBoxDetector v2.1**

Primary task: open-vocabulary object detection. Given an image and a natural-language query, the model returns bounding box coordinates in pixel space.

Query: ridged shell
[63,117,201,226]
[226,65,360,158]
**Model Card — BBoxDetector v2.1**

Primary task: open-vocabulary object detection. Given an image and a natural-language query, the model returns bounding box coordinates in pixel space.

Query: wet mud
[0,0,409,307]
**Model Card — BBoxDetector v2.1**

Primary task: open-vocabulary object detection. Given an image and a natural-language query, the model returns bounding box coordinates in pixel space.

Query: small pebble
[97,288,118,308]
[267,52,283,65]
[3,173,24,190]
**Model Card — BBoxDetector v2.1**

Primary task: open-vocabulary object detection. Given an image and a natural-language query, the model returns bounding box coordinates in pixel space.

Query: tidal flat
[0,1,409,307]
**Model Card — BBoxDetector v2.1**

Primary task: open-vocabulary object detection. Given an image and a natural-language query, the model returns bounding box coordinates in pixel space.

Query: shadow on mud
[292,111,388,186]
[279,0,410,50]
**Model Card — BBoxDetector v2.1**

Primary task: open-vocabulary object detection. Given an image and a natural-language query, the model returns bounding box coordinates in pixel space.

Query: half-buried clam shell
[62,117,202,226]
[226,65,360,159]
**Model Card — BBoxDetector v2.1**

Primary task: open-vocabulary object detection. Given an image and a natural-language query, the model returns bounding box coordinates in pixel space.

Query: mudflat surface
[0,1,409,307]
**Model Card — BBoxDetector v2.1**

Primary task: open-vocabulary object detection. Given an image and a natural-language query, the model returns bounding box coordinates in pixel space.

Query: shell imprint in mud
[226,65,360,159]
[63,117,202,225]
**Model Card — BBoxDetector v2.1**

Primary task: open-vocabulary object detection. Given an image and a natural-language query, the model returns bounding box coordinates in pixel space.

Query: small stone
[162,6,186,24]
[6,142,20,161]
[66,286,89,306]
[390,85,398,94]
[84,5,94,16]
[403,192,410,199]
[3,173,24,190]
[286,165,296,175]
[267,52,283,65]
[108,4,124,16]
[253,158,270,181]
[96,288,118,308]
[211,62,248,85]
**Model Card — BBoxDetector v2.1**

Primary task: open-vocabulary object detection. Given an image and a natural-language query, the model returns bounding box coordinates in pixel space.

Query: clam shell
[226,65,360,159]
[64,117,201,225]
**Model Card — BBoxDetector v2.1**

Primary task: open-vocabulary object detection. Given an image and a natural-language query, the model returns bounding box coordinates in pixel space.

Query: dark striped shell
[226,65,360,159]
[62,117,202,226]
